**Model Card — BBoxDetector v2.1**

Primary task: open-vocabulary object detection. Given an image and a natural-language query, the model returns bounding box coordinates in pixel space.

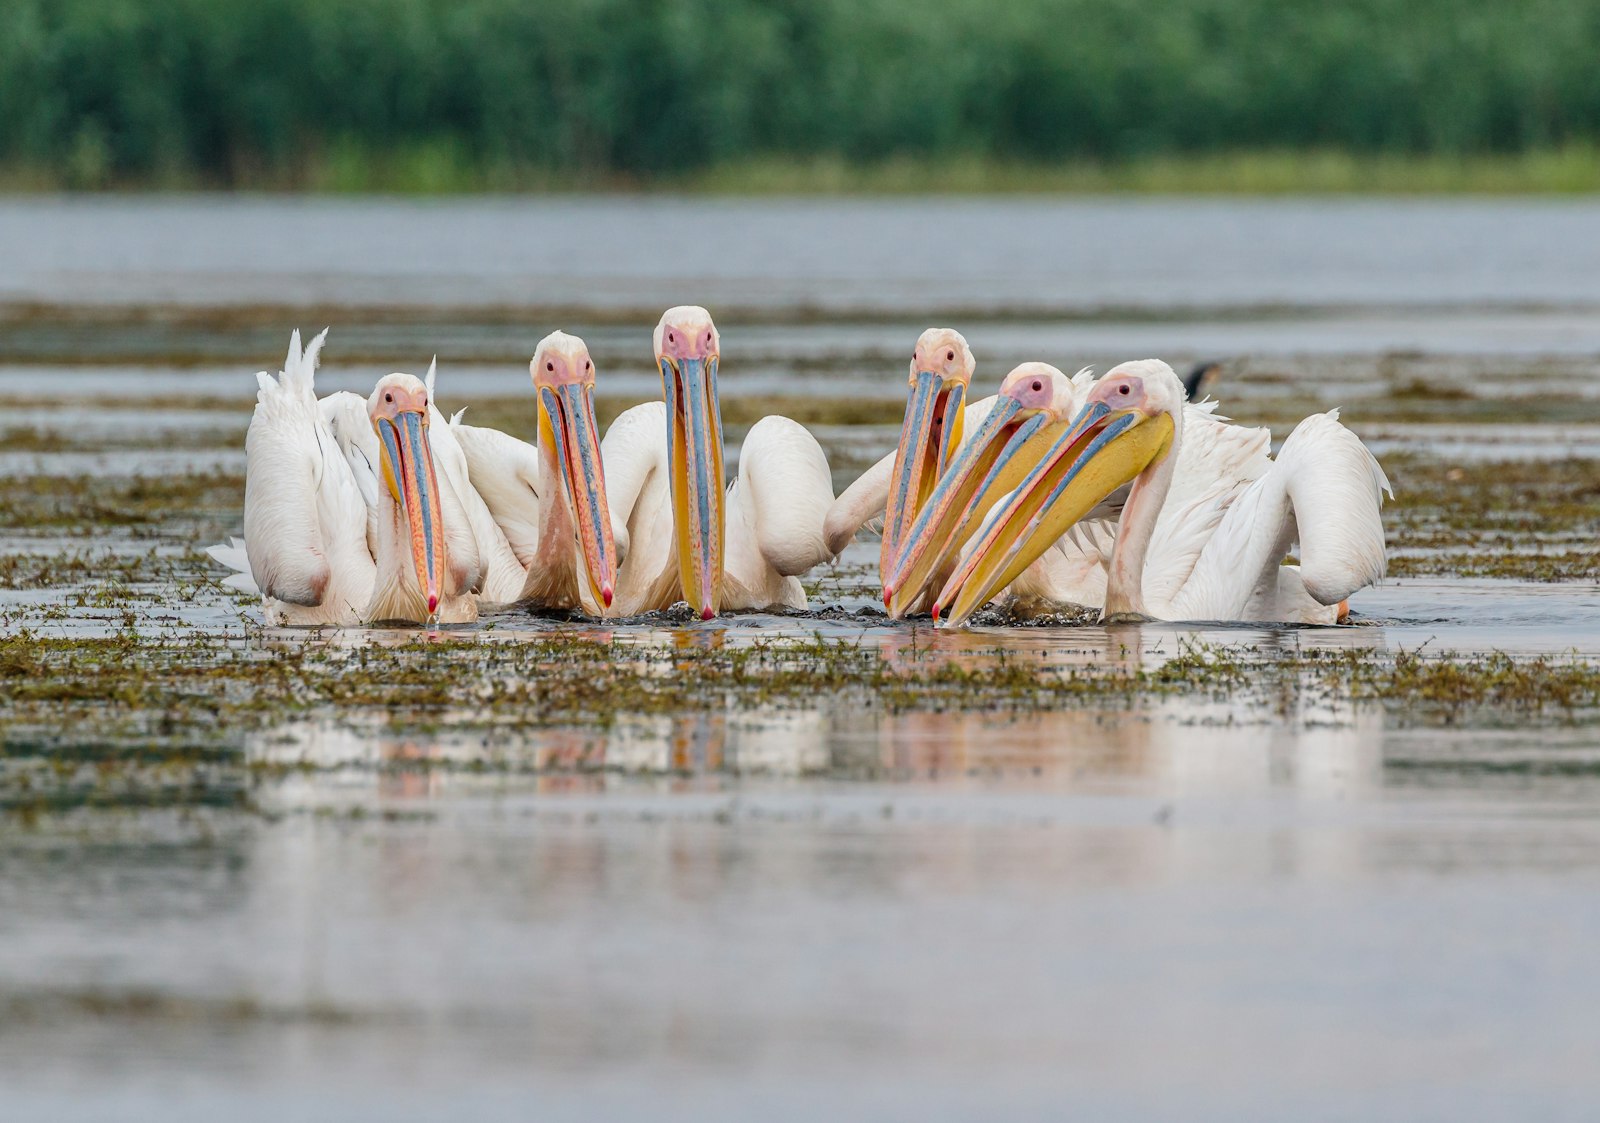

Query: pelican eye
[946,350,955,362]
[667,332,675,344]
[1119,384,1130,395]
[1031,380,1042,392]
[547,361,555,372]
[385,393,392,403]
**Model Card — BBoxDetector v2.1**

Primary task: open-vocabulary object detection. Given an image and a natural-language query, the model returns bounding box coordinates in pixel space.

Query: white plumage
[445,419,556,604]
[208,330,481,626]
[383,330,618,616]
[422,369,528,606]
[1003,399,1272,613]
[1146,407,1391,622]
[602,402,837,613]
[939,359,1390,626]
[825,368,1270,616]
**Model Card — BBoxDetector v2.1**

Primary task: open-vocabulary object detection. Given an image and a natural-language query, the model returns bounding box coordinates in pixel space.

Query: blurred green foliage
[2,0,1599,188]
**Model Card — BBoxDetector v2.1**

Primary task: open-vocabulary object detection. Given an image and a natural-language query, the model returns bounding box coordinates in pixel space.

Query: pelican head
[369,373,447,615]
[879,328,976,597]
[931,359,1183,627]
[531,330,618,611]
[654,305,725,620]
[882,361,1074,618]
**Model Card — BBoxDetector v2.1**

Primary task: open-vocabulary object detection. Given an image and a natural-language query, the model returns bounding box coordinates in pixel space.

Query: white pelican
[444,331,618,614]
[826,340,1262,619]
[926,359,1390,626]
[601,306,836,617]
[209,329,482,625]
[824,328,977,616]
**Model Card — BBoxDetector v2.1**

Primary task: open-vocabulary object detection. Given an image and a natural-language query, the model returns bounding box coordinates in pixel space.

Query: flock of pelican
[210,309,1390,629]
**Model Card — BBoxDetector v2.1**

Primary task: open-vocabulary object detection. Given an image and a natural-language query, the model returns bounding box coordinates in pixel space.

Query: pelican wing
[1177,410,1389,618]
[1273,410,1390,604]
[319,390,381,558]
[428,404,526,602]
[1139,404,1272,612]
[600,402,685,613]
[241,330,370,607]
[450,420,545,569]
[432,435,483,598]
[205,536,258,595]
[729,415,835,578]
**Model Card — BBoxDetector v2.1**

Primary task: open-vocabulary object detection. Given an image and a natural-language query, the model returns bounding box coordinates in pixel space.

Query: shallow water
[6,696,1600,1122]
[7,195,1600,315]
[4,196,1600,1120]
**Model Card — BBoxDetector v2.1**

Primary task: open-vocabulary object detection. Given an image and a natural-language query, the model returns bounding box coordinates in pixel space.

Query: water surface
[3,195,1599,1121]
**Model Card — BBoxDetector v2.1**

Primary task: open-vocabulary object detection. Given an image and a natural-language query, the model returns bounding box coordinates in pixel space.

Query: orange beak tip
[931,604,942,622]
[427,594,439,613]
[700,605,715,621]
[603,585,614,608]
[882,588,893,608]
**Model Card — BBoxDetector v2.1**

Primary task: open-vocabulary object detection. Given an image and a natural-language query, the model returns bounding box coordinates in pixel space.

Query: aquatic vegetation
[4,617,1600,821]
[2,625,1597,758]
[0,472,244,536]
[1378,455,1600,579]
[0,334,1596,825]
[0,987,365,1029]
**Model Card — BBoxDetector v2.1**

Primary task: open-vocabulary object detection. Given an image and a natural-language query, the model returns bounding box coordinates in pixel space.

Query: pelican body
[825,337,1263,621]
[926,360,1390,626]
[446,330,617,616]
[601,307,837,618]
[210,330,480,626]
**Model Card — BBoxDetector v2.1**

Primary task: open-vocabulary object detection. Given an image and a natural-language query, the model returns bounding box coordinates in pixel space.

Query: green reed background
[4,0,1600,191]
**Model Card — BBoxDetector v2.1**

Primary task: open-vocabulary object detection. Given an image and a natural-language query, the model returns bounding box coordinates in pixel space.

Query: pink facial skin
[532,342,595,387]
[1087,371,1158,414]
[999,372,1055,411]
[658,322,718,362]
[909,328,973,386]
[370,378,430,422]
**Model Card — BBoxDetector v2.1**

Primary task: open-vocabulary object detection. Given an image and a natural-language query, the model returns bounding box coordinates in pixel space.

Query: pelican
[601,306,836,617]
[208,329,481,625]
[824,328,979,615]
[825,338,1263,619]
[444,330,618,615]
[926,359,1390,627]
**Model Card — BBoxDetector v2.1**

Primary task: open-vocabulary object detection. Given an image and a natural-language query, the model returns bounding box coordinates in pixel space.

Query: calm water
[7,195,1600,358]
[4,196,1600,1121]
[6,195,1600,313]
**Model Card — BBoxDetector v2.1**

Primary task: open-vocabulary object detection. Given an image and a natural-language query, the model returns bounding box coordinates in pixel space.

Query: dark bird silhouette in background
[1183,360,1223,400]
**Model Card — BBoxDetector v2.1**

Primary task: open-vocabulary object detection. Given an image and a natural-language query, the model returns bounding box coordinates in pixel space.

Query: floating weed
[1302,645,1600,722]
[2,371,1600,820]
[0,471,243,535]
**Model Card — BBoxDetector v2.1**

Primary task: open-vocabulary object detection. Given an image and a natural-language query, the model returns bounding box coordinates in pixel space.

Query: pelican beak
[661,353,725,619]
[881,395,1052,617]
[539,381,617,612]
[932,401,1175,628]
[376,408,447,615]
[880,371,966,590]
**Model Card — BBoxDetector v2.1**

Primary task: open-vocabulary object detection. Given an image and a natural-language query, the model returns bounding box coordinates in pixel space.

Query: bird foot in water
[1100,610,1154,625]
